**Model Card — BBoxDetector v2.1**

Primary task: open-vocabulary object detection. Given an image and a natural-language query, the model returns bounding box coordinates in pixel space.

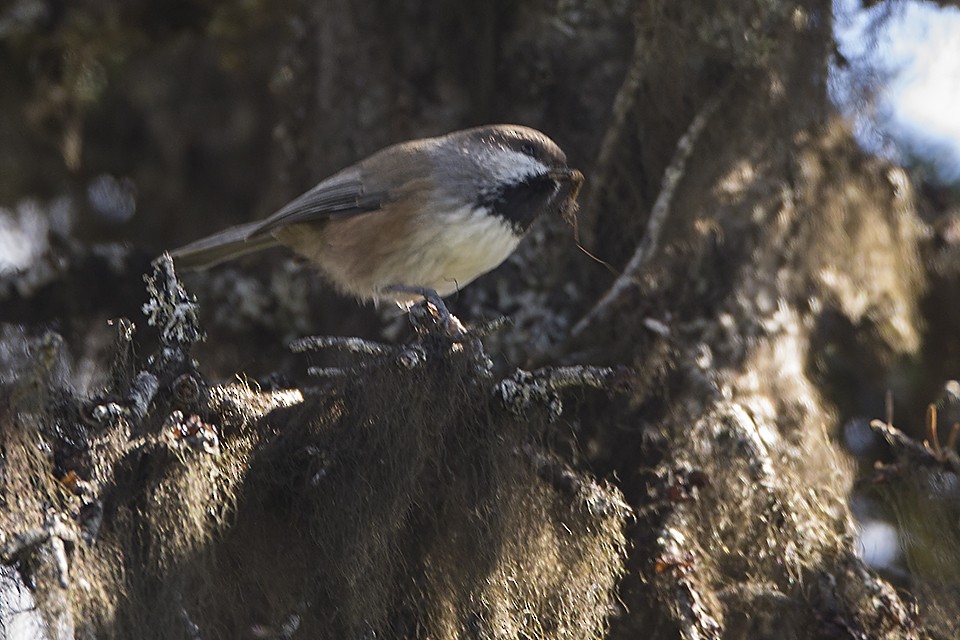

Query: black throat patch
[478,174,558,234]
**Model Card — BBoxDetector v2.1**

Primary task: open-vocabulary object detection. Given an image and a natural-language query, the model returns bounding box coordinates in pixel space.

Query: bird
[170,125,584,311]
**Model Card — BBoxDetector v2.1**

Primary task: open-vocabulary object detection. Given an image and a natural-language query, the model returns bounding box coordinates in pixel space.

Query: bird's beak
[547,168,585,228]
[548,168,585,194]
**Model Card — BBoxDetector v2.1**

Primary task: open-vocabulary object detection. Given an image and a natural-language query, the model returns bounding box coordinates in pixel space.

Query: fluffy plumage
[170,125,583,303]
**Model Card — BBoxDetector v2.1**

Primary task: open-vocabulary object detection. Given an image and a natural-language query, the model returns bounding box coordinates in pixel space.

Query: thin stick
[290,336,392,356]
[571,82,732,338]
[926,404,940,456]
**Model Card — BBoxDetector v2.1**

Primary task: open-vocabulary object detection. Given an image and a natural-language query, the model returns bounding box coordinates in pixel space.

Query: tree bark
[1,0,954,638]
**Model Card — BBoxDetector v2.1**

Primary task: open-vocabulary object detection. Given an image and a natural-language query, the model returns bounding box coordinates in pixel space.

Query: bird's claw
[382,285,467,338]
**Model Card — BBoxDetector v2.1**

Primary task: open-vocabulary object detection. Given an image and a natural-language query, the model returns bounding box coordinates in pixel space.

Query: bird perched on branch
[171,125,583,313]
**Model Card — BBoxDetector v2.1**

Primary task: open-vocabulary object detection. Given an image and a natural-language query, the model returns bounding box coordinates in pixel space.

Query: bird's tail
[169,222,280,271]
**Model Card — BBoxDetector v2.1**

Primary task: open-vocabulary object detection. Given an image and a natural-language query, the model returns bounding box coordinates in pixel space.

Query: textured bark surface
[2,0,959,638]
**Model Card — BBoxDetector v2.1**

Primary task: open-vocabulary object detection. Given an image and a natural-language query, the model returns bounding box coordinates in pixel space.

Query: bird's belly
[285,206,523,302]
[374,205,521,298]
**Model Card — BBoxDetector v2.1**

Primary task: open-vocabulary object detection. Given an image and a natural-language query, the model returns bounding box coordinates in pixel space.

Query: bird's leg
[381,285,466,337]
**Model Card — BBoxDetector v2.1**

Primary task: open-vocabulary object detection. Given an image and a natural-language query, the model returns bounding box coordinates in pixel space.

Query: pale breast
[390,204,522,298]
[278,205,522,302]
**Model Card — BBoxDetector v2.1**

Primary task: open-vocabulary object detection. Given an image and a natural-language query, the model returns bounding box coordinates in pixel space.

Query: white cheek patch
[476,148,549,185]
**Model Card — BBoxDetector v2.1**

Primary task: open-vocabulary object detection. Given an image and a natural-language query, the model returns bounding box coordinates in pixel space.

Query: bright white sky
[834,0,960,181]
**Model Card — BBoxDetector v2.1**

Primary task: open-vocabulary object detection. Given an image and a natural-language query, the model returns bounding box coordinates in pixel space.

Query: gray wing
[170,137,439,271]
[252,168,385,236]
[170,168,388,270]
[170,221,281,270]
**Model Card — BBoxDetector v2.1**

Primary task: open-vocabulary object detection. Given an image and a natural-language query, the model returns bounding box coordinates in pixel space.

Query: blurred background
[3,0,960,636]
[0,0,638,378]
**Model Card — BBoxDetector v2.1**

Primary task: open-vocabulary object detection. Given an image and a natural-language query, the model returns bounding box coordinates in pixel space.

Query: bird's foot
[381,285,466,338]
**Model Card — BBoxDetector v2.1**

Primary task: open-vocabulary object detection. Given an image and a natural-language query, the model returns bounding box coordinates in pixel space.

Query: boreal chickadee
[171,125,584,305]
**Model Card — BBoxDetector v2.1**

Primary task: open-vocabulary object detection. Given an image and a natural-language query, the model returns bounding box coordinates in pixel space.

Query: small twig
[869,417,960,475]
[306,366,356,378]
[290,335,393,356]
[293,312,497,376]
[142,254,204,348]
[571,81,733,338]
[496,365,632,418]
[536,365,633,392]
[923,402,960,464]
[461,316,511,340]
[925,404,940,457]
[299,345,431,376]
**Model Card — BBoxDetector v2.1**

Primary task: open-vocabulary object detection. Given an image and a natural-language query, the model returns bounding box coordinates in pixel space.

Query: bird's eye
[520,142,537,157]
